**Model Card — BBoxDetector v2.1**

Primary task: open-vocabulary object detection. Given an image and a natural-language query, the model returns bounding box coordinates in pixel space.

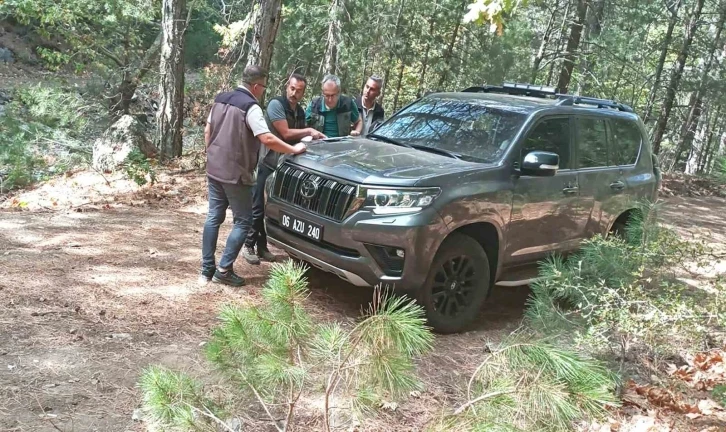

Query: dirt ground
[1,170,725,432]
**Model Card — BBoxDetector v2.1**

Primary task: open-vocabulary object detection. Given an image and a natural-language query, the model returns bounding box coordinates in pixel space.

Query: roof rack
[461,82,634,113]
[556,95,634,113]
[461,82,558,98]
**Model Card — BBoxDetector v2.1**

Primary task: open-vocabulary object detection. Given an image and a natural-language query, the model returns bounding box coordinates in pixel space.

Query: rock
[132,408,144,422]
[0,48,14,64]
[107,333,132,340]
[92,115,157,172]
[225,417,242,432]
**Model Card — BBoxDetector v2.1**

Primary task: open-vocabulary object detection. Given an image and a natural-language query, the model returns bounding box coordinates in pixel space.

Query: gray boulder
[0,47,14,64]
[92,115,157,172]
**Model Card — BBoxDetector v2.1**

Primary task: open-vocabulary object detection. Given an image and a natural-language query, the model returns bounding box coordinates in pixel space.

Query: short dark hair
[289,73,307,85]
[242,65,268,85]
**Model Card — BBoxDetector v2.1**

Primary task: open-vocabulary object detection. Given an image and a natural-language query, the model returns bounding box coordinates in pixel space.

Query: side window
[577,117,608,168]
[610,119,642,165]
[521,117,571,169]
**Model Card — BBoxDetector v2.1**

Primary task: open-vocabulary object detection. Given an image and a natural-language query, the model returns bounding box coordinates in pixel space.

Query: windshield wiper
[367,133,412,148]
[368,133,463,160]
[408,144,462,160]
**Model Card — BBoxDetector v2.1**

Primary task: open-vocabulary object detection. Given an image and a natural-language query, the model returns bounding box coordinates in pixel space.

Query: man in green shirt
[306,74,362,138]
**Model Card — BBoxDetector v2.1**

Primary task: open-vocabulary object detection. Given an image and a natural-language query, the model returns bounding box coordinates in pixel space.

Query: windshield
[372,97,527,163]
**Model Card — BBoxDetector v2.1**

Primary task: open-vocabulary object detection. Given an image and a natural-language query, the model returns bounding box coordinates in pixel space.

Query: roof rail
[556,96,634,113]
[461,82,634,113]
[462,82,558,98]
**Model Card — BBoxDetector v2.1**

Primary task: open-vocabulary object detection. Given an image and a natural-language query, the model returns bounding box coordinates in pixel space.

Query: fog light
[395,249,405,258]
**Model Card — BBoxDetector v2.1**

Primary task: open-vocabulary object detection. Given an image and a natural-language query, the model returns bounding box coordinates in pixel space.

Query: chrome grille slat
[272,164,357,222]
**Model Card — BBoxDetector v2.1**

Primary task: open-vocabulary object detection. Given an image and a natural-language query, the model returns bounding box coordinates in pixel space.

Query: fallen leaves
[667,350,726,392]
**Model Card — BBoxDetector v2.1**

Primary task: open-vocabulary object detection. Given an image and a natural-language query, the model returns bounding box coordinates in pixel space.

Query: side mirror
[521,151,559,177]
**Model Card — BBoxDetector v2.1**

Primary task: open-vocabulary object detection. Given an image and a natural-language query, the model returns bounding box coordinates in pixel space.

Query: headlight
[360,187,440,215]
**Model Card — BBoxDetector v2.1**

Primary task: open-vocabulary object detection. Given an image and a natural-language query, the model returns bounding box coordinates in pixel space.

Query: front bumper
[265,198,448,292]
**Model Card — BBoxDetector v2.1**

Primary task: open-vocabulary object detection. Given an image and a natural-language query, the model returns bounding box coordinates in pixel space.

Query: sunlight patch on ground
[116,283,198,299]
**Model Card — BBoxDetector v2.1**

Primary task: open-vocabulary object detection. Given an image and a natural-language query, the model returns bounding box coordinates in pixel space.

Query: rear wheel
[418,233,491,334]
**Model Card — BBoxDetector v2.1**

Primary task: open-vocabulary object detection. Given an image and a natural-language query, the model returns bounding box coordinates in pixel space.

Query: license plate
[280,212,323,242]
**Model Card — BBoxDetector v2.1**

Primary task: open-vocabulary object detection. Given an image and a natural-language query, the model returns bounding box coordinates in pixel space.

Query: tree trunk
[437,0,467,89]
[110,32,162,114]
[547,1,572,87]
[322,0,343,75]
[672,3,726,169]
[532,8,557,83]
[418,16,436,97]
[577,0,605,94]
[157,0,186,159]
[246,0,282,72]
[556,0,588,93]
[392,60,405,112]
[651,0,705,155]
[643,1,681,124]
[698,105,721,173]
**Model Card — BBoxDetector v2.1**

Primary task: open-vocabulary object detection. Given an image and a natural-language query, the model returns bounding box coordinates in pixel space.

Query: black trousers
[245,163,274,251]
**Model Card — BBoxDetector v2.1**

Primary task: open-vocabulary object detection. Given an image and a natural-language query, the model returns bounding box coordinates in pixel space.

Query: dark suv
[263,83,660,333]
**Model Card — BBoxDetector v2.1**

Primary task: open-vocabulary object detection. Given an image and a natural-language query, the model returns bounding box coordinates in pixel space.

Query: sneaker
[257,247,277,262]
[212,268,245,287]
[242,245,260,265]
[198,267,216,284]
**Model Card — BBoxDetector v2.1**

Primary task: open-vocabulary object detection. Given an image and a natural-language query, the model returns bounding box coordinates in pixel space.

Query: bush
[0,83,107,191]
[140,260,434,431]
[525,201,723,362]
[430,335,619,432]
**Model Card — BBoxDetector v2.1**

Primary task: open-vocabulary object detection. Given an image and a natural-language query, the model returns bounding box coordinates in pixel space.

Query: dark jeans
[202,176,253,271]
[245,163,274,251]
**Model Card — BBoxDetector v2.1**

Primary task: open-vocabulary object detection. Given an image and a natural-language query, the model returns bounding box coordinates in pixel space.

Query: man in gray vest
[306,74,363,138]
[242,73,325,264]
[202,65,307,286]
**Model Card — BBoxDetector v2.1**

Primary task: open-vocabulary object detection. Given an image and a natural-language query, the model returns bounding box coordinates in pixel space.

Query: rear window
[577,117,609,168]
[610,119,642,165]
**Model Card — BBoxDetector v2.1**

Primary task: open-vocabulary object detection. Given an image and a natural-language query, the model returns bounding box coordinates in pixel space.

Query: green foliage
[122,148,157,186]
[138,365,219,431]
[435,336,618,432]
[141,260,434,431]
[525,201,723,358]
[0,84,106,191]
[713,384,726,405]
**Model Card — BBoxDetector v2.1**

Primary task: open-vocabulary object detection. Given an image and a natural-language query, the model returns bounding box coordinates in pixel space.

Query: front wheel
[418,233,491,334]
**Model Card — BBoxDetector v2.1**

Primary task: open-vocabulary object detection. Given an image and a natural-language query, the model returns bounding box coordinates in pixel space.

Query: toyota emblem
[299,179,318,199]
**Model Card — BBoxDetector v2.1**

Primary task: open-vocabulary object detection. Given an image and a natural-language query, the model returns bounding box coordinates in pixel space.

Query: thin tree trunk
[392,60,405,112]
[547,0,572,87]
[556,0,588,93]
[643,0,681,124]
[437,0,467,89]
[246,0,282,72]
[699,105,721,173]
[651,0,706,155]
[157,0,186,159]
[532,8,557,83]
[418,16,436,97]
[578,0,605,95]
[322,0,343,75]
[672,3,726,169]
[381,0,406,104]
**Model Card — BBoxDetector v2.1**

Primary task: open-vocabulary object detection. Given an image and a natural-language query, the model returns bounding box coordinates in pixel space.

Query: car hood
[280,137,490,186]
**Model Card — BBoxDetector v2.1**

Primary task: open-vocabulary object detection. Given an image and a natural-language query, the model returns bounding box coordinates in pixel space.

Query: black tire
[418,233,491,334]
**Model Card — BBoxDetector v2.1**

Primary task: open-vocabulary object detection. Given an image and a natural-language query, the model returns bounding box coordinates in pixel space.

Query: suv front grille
[272,164,358,221]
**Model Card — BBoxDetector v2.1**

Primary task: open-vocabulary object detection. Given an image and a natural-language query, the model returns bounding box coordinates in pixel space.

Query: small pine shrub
[140,260,434,431]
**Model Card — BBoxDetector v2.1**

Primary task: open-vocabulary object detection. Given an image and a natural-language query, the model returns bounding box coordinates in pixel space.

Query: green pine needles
[437,335,619,432]
[140,260,434,431]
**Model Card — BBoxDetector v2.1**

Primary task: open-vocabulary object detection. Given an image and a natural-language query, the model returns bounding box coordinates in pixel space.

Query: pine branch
[453,389,516,415]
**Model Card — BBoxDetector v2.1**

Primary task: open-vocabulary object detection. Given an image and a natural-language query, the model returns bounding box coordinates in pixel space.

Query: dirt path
[1,195,724,431]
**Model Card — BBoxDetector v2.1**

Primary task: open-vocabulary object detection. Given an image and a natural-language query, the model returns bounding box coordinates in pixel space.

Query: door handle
[562,186,579,195]
[610,181,625,191]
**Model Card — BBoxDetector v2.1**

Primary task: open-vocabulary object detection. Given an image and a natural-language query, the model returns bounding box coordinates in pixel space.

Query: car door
[574,115,629,236]
[506,116,592,265]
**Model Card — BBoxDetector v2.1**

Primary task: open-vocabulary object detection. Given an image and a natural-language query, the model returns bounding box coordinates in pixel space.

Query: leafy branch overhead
[463,0,524,34]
